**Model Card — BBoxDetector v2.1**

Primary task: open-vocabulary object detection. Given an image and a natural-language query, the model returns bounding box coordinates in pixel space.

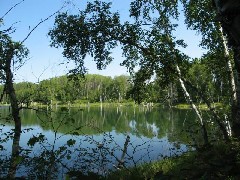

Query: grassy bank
[27,102,138,108]
[66,141,240,179]
[174,103,224,110]
[106,141,240,179]
[1,101,163,109]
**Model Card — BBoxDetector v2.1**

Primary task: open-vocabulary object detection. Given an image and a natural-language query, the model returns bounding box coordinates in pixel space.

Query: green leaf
[27,135,38,147]
[67,139,76,147]
[59,146,67,152]
[67,155,71,160]
[27,134,45,147]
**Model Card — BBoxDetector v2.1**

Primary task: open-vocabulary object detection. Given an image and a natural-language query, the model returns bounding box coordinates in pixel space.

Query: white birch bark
[219,26,237,104]
[213,0,240,137]
[176,65,204,126]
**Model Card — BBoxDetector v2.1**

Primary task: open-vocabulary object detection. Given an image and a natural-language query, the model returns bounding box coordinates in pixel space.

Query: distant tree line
[0,56,230,106]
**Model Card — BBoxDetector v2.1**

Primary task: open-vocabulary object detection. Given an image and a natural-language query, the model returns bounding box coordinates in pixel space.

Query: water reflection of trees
[0,106,201,143]
[7,129,21,178]
[42,107,190,141]
[1,128,186,178]
[0,106,193,178]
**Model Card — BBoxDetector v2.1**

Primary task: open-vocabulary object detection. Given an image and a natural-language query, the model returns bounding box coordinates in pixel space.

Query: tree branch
[0,0,25,20]
[21,3,68,44]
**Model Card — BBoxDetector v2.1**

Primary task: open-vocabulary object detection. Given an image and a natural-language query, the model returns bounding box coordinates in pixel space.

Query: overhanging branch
[21,3,68,44]
[0,0,25,20]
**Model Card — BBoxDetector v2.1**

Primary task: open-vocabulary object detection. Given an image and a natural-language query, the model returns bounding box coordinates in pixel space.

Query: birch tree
[49,0,239,141]
[182,0,240,138]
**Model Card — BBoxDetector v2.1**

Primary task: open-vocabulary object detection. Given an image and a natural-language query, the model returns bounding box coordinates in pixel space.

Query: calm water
[0,105,198,178]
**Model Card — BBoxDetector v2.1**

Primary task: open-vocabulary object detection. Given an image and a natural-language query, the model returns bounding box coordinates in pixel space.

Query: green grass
[106,158,177,179]
[106,140,240,179]
[18,101,162,109]
[174,103,224,110]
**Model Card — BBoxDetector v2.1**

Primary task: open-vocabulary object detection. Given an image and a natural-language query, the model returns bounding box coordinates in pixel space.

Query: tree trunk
[232,48,240,138]
[176,65,209,145]
[214,0,240,138]
[7,131,21,178]
[219,27,237,137]
[5,49,21,135]
[219,27,237,105]
[4,47,22,178]
[182,77,230,141]
[118,135,130,168]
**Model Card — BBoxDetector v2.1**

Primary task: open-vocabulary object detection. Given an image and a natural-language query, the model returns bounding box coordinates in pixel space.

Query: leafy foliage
[49,1,120,75]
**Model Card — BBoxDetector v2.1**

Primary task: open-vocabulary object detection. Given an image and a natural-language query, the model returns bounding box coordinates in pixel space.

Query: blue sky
[0,0,205,83]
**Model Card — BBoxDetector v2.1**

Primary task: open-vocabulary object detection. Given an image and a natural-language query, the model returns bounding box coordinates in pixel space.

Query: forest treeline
[0,57,230,106]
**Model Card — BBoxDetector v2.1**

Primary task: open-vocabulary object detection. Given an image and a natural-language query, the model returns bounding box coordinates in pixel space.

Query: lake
[0,105,198,178]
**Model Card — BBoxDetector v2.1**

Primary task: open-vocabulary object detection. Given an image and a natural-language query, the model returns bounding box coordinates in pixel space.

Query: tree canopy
[48,0,240,140]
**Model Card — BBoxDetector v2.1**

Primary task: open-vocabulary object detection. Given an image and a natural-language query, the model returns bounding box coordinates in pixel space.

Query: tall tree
[0,29,29,135]
[49,0,238,140]
[182,0,240,137]
[215,0,240,138]
[0,23,29,179]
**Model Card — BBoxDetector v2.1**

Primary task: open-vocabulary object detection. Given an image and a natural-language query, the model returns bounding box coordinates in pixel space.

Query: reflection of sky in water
[146,122,159,136]
[1,123,188,177]
[0,106,195,177]
[129,120,136,130]
[129,120,159,137]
